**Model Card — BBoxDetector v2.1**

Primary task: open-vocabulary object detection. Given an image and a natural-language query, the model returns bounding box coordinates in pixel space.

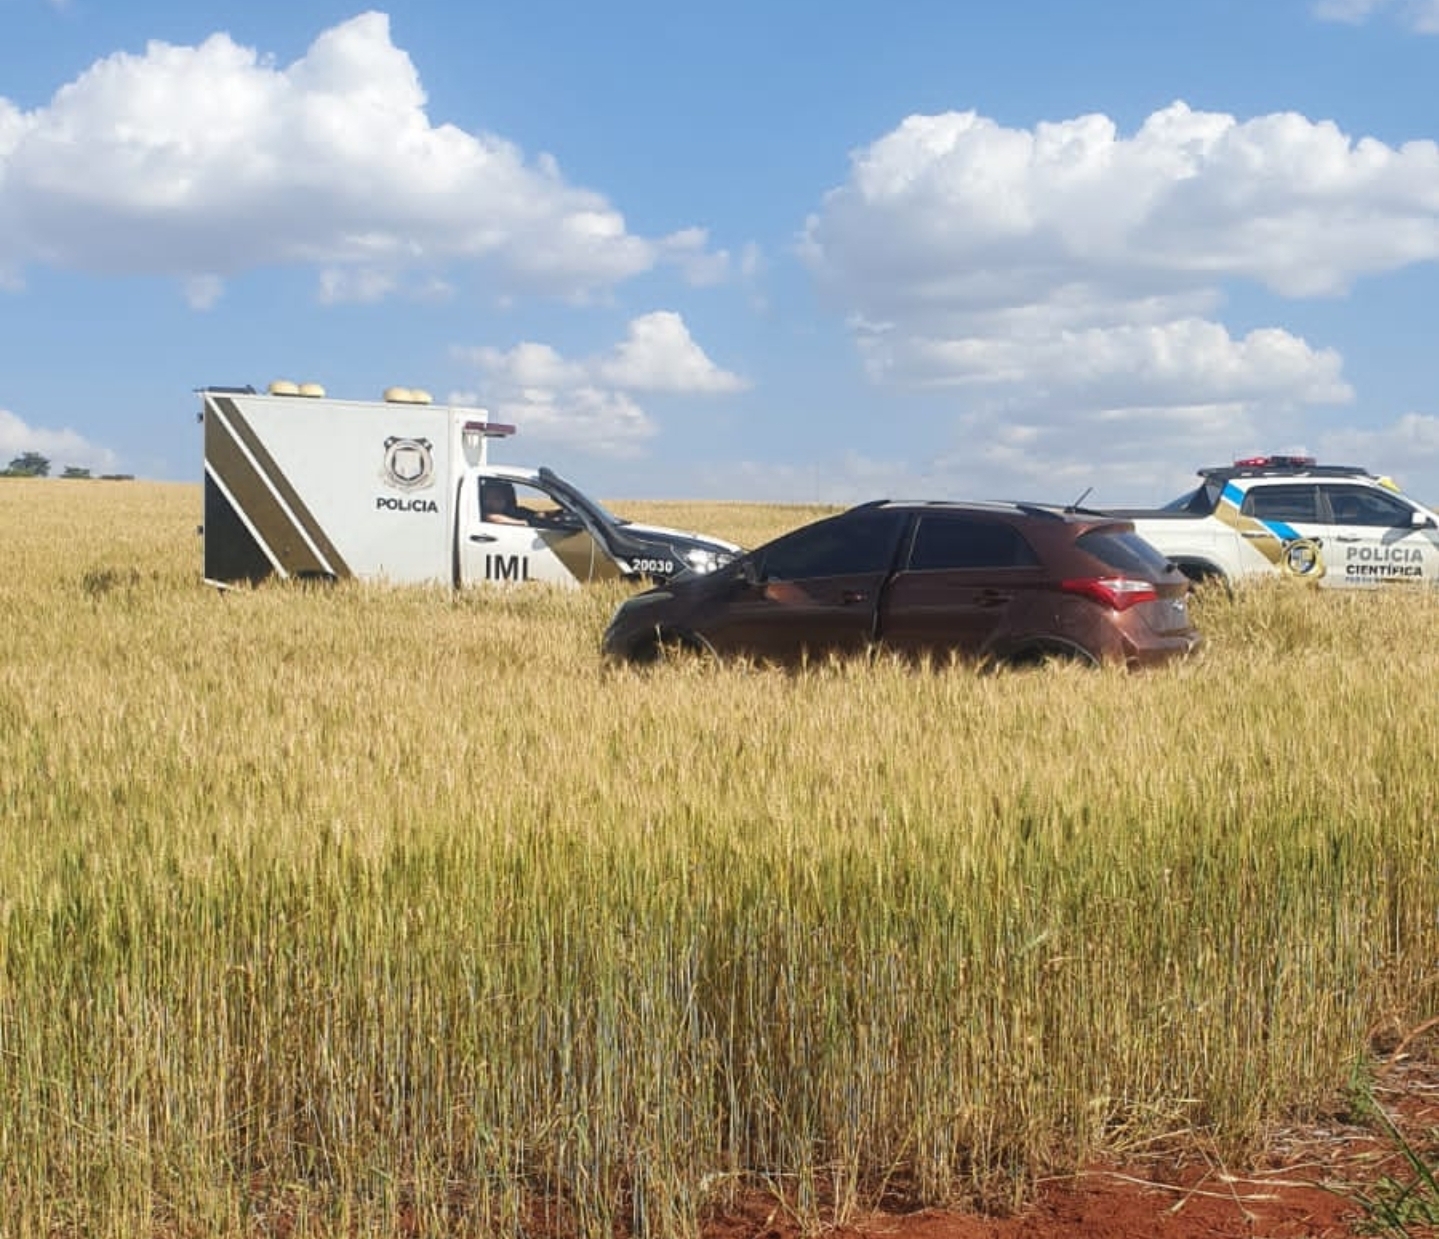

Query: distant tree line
[2,453,132,480]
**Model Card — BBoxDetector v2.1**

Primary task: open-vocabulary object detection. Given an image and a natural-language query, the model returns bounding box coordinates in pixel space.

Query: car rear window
[1076,529,1173,577]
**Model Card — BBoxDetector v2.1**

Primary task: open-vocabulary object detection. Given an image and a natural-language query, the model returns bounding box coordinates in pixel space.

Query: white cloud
[799,101,1439,499]
[453,312,745,457]
[1313,0,1390,22]
[858,317,1350,408]
[456,384,655,459]
[804,103,1439,309]
[0,408,119,473]
[1313,0,1439,31]
[657,228,732,287]
[1320,412,1439,494]
[460,341,588,390]
[0,12,722,303]
[316,267,396,306]
[598,311,748,393]
[183,274,224,311]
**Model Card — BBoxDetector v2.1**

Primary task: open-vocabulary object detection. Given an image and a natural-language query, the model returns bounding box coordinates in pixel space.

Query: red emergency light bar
[1233,454,1315,468]
[464,420,516,438]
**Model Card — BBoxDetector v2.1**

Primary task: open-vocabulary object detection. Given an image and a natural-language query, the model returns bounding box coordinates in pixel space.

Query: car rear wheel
[1175,561,1229,592]
[996,639,1100,671]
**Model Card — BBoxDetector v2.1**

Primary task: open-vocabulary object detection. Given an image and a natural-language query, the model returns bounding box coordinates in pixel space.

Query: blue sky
[3,0,1439,505]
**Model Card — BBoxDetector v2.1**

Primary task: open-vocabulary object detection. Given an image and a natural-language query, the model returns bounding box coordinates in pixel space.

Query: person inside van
[481,480,570,528]
[480,481,528,526]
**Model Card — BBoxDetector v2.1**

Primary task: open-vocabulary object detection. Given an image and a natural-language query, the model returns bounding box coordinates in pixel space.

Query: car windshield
[1076,528,1173,578]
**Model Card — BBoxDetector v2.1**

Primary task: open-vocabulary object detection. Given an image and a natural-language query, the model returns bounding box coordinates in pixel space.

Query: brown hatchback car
[602,500,1201,668]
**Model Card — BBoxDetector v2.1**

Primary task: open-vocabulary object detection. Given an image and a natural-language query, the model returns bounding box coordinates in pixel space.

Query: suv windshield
[1077,528,1173,578]
[1162,480,1222,514]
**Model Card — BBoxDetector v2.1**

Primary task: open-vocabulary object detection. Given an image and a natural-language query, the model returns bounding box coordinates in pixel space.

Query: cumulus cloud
[0,407,120,473]
[1321,412,1439,488]
[453,311,747,457]
[456,384,654,459]
[804,103,1439,309]
[657,228,733,287]
[597,311,748,393]
[1313,0,1439,32]
[799,101,1439,499]
[0,12,723,304]
[857,317,1349,408]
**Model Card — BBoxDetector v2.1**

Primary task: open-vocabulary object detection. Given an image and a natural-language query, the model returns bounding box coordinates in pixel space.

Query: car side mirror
[1412,510,1436,530]
[737,558,760,587]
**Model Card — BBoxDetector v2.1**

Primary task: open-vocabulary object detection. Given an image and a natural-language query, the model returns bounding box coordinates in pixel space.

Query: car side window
[1321,485,1416,528]
[758,510,905,581]
[906,516,1040,570]
[1241,485,1319,523]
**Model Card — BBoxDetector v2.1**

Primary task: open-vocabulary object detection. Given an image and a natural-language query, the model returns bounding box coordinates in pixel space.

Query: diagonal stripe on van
[205,395,352,579]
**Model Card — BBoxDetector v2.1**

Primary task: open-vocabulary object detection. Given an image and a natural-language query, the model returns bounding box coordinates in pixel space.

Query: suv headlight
[684,547,732,574]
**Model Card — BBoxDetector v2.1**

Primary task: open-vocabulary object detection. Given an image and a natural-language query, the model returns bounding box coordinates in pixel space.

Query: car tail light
[1061,577,1159,611]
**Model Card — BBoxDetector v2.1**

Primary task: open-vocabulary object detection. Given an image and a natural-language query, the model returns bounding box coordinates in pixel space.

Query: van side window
[479,479,572,527]
[480,480,522,523]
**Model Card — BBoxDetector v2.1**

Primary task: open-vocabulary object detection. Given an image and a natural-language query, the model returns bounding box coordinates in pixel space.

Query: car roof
[857,499,1104,524]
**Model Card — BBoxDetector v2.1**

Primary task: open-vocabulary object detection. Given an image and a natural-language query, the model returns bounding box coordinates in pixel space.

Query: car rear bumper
[1122,629,1203,668]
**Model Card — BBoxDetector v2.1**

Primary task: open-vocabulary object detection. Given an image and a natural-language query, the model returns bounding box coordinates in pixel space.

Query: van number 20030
[631,558,675,576]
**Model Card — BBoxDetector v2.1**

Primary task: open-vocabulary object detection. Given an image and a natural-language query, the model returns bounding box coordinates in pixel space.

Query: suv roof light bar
[1233,454,1315,468]
[1198,462,1371,480]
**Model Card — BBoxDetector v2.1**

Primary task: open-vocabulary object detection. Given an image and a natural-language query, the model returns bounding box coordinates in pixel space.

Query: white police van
[200,381,741,589]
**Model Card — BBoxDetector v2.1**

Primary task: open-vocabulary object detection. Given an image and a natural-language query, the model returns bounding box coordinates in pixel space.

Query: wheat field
[1,479,1436,1238]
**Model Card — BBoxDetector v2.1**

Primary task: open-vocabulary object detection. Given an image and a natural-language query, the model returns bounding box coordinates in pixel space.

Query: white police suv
[1106,456,1439,588]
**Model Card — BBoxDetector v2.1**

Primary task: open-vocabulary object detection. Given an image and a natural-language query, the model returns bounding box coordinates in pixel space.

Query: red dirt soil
[701,1050,1439,1239]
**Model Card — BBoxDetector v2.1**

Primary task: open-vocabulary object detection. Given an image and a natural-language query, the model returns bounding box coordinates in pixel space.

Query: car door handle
[1241,530,1273,539]
[1335,536,1361,543]
[841,590,869,604]
[469,533,497,543]
[977,589,1007,607]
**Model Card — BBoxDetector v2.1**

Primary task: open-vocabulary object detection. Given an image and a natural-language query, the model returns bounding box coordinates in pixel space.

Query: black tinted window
[1077,529,1172,576]
[907,516,1040,570]
[1242,485,1318,522]
[1322,485,1416,528]
[759,510,904,580]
